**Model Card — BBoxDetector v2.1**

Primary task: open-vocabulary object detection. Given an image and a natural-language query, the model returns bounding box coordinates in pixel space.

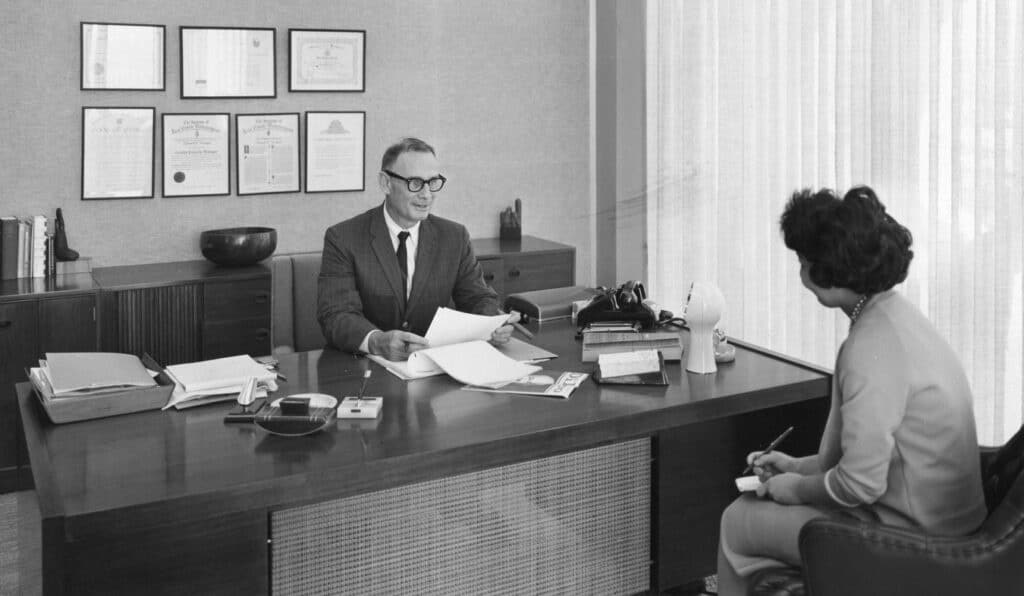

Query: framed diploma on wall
[236,113,300,196]
[305,111,365,193]
[180,27,276,98]
[81,107,155,200]
[81,22,165,90]
[162,113,230,197]
[289,29,365,92]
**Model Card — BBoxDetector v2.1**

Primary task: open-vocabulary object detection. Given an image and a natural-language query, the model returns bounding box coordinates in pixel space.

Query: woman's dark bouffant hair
[780,185,913,295]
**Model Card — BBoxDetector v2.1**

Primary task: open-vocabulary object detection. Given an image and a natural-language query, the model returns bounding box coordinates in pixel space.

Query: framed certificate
[236,113,300,195]
[162,113,230,197]
[82,22,165,90]
[81,107,155,200]
[305,111,365,193]
[289,29,365,92]
[180,27,276,98]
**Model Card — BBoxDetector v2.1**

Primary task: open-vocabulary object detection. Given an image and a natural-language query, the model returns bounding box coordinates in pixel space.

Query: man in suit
[317,137,514,360]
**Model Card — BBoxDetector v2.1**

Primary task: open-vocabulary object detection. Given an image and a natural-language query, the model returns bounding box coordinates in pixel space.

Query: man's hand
[756,472,803,505]
[368,330,429,361]
[490,311,520,345]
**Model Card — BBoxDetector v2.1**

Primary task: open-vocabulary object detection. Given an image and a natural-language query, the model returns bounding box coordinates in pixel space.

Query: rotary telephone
[576,280,662,330]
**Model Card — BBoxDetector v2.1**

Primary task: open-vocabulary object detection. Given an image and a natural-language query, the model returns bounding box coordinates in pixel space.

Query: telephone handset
[576,280,661,330]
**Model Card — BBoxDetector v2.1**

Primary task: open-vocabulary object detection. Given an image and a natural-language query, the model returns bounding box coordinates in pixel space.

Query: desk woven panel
[271,439,650,595]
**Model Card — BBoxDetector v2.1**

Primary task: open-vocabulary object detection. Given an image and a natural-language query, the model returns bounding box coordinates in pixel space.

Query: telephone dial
[576,280,667,330]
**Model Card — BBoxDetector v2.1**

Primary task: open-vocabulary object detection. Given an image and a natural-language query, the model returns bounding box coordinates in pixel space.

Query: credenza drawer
[203,317,271,359]
[503,251,574,294]
[205,279,271,322]
[479,257,505,295]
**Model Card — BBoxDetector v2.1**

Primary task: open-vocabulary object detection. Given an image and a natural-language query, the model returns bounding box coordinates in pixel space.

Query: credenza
[0,236,576,492]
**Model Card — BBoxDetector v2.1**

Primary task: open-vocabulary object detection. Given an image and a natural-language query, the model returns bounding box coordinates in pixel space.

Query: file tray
[504,286,601,322]
[29,355,174,424]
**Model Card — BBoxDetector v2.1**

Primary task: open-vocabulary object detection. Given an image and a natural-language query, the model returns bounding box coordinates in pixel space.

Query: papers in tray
[463,370,589,399]
[162,354,278,410]
[593,350,669,386]
[41,352,157,397]
[367,308,556,386]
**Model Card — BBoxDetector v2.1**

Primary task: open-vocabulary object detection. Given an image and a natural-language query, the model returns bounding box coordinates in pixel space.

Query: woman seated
[716,186,987,595]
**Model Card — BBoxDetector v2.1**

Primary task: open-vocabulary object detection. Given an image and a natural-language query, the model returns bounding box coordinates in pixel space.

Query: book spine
[46,233,56,279]
[0,218,17,280]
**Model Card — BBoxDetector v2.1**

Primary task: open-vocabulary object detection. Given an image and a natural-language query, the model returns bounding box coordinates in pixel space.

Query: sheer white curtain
[646,0,1023,445]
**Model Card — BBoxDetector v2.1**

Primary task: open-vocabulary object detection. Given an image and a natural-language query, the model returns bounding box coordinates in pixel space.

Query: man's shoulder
[326,207,379,237]
[424,214,469,236]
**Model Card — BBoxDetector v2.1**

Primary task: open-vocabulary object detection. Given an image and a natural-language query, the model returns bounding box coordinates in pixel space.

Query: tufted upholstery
[271,252,326,354]
[750,423,1024,596]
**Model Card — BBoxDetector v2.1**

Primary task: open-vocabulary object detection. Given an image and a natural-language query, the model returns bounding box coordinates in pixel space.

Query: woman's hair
[780,185,913,294]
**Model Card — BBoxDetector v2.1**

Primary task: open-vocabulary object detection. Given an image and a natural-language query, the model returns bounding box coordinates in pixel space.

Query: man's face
[380,150,441,228]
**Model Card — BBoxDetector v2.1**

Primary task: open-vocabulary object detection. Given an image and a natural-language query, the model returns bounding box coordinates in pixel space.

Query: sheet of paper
[425,307,509,346]
[735,475,763,492]
[414,340,540,387]
[366,353,442,381]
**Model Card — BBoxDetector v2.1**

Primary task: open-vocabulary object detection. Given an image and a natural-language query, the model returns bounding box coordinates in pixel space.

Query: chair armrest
[799,516,1022,596]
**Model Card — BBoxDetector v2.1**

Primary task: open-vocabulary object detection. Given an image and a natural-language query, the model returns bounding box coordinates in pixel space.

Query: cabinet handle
[254,292,270,304]
[484,273,495,283]
[255,328,270,340]
[508,268,521,279]
[0,320,11,329]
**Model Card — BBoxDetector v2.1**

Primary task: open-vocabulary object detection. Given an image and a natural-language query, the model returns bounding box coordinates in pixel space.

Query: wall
[594,0,645,287]
[0,0,592,281]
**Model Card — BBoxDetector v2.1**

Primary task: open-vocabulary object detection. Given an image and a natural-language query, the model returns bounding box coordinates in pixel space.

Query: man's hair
[780,185,914,294]
[381,137,436,171]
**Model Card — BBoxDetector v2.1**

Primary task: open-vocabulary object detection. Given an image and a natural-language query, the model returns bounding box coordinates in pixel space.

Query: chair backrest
[291,253,325,352]
[271,255,295,352]
[271,252,326,353]
[983,423,1024,512]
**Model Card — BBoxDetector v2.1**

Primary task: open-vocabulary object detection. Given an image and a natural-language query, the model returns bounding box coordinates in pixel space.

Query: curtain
[646,0,1023,445]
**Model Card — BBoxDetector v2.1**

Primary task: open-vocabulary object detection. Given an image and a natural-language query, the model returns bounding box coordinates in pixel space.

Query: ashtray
[254,393,338,436]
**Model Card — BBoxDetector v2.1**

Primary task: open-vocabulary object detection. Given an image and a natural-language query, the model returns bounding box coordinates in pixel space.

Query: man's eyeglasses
[383,170,447,193]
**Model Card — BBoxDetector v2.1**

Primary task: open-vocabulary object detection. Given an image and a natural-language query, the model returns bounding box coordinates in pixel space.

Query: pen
[276,372,288,382]
[508,311,535,340]
[742,426,794,475]
[356,369,371,406]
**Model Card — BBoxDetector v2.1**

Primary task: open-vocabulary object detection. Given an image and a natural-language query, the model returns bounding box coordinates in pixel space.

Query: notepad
[735,475,763,492]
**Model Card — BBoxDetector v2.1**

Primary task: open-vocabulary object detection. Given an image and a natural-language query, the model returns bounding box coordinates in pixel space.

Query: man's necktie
[397,231,410,299]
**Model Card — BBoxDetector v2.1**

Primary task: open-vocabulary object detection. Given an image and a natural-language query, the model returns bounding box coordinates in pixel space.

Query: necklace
[849,294,871,327]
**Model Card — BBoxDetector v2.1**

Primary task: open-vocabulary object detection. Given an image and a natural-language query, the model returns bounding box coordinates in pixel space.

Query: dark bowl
[200,227,277,266]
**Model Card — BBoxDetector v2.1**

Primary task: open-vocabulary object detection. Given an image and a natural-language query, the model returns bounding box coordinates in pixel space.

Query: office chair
[749,421,1024,596]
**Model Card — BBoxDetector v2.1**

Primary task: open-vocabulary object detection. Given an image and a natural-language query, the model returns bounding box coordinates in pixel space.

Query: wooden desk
[20,322,830,595]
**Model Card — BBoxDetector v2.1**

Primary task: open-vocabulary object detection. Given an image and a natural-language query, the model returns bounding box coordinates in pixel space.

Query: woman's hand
[756,472,803,505]
[747,450,798,481]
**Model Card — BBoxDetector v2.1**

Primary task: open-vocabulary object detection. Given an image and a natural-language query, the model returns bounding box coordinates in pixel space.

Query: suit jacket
[317,206,501,352]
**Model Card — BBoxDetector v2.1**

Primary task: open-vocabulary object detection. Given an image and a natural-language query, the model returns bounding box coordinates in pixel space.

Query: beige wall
[0,0,591,281]
[594,0,646,287]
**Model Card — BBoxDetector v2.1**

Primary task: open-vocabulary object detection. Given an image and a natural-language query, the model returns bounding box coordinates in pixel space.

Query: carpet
[0,490,41,595]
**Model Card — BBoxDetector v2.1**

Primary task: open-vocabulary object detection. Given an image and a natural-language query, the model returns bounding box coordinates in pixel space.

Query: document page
[413,340,540,387]
[424,307,509,346]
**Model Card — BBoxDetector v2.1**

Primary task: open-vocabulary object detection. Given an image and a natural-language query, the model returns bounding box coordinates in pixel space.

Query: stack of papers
[39,353,157,398]
[162,354,278,410]
[367,308,555,386]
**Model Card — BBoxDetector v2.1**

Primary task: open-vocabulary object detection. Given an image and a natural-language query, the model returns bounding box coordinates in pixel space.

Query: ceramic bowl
[200,227,277,266]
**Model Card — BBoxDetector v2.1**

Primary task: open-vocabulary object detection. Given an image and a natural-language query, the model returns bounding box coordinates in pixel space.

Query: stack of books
[0,214,49,280]
[581,324,683,362]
